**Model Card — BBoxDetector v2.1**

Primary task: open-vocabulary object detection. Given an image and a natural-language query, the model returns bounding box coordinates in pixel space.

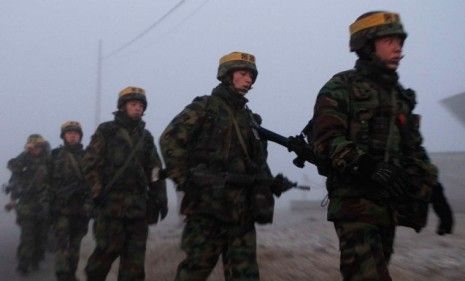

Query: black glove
[270,174,294,197]
[287,135,314,168]
[357,155,408,197]
[371,162,408,197]
[147,181,168,225]
[431,182,454,235]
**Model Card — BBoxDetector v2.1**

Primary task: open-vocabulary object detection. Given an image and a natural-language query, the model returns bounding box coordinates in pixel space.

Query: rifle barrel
[256,126,289,148]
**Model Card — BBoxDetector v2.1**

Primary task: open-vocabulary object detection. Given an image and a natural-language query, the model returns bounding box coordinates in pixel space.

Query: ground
[74,207,464,281]
[1,201,463,280]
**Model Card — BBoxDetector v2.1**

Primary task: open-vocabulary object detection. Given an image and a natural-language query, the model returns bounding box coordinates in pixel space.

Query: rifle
[55,182,89,202]
[255,126,315,168]
[188,165,310,191]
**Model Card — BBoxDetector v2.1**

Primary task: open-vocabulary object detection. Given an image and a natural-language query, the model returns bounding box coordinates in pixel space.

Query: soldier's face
[64,131,81,145]
[125,100,144,119]
[232,70,253,95]
[29,145,43,156]
[375,36,404,70]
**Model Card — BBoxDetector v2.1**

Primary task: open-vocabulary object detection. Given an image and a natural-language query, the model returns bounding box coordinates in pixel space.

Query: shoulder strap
[215,97,252,161]
[103,129,147,191]
[62,150,84,181]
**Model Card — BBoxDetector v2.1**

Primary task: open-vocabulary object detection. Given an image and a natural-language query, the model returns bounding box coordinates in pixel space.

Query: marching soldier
[49,121,90,281]
[5,134,50,275]
[82,87,168,281]
[311,11,454,280]
[160,52,292,281]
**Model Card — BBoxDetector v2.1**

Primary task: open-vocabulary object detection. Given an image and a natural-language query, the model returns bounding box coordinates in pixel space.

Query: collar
[64,143,83,153]
[355,59,399,88]
[211,83,249,110]
[113,111,145,132]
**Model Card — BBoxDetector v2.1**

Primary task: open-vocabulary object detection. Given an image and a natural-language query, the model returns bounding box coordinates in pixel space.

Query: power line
[103,0,187,60]
[109,0,211,61]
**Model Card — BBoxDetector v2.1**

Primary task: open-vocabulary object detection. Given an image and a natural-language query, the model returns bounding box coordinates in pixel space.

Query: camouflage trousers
[54,214,89,281]
[334,221,395,281]
[85,215,148,281]
[175,216,259,281]
[16,216,48,271]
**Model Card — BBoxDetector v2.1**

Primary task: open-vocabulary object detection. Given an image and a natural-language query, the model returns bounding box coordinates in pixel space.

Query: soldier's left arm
[404,111,454,234]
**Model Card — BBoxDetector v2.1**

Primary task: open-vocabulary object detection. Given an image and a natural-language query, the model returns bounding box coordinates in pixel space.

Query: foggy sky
[2,0,465,204]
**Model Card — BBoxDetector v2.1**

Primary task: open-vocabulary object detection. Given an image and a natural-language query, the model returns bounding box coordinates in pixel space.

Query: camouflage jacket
[160,83,271,223]
[7,151,50,219]
[82,112,165,218]
[49,144,89,216]
[312,59,431,225]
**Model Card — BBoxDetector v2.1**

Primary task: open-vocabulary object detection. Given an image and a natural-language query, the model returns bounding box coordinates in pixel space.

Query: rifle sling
[62,150,84,181]
[216,98,252,161]
[102,129,147,196]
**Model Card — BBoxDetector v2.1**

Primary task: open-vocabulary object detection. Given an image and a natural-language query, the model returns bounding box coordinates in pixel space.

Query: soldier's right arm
[81,126,106,198]
[312,76,364,174]
[159,96,208,186]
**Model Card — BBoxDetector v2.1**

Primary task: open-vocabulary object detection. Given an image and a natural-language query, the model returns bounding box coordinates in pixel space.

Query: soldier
[160,51,292,281]
[5,134,50,275]
[82,87,168,281]
[311,11,453,280]
[49,121,90,281]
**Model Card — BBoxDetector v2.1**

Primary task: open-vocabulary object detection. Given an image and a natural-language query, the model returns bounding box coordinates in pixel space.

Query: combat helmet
[349,11,407,52]
[117,86,147,110]
[60,121,83,139]
[25,134,46,149]
[217,52,258,83]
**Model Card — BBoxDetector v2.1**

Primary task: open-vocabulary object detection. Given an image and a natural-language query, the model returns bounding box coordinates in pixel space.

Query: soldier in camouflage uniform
[160,52,291,281]
[311,11,453,280]
[5,134,50,275]
[49,121,90,281]
[82,87,168,281]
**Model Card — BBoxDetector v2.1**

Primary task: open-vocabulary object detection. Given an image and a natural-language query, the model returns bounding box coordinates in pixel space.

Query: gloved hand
[270,174,295,196]
[431,182,454,235]
[147,181,168,225]
[287,135,314,168]
[371,162,408,197]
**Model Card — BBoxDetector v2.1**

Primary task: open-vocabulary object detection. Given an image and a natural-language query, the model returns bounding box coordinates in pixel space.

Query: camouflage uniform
[49,137,90,281]
[160,52,272,281]
[6,135,50,274]
[311,12,435,281]
[82,87,166,281]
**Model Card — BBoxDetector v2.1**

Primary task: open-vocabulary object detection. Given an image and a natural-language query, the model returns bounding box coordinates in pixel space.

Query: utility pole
[95,39,103,128]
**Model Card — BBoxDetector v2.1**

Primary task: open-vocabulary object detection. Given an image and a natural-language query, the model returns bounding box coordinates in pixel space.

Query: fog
[2,0,465,207]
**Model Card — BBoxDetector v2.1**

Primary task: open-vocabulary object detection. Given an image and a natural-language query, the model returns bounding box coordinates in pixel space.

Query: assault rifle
[188,165,310,192]
[255,126,315,168]
[55,182,89,201]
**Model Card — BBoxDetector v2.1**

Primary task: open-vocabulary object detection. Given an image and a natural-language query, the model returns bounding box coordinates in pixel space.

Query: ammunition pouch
[184,166,275,224]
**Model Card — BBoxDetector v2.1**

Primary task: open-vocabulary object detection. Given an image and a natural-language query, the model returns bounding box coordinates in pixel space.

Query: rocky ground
[74,206,464,281]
